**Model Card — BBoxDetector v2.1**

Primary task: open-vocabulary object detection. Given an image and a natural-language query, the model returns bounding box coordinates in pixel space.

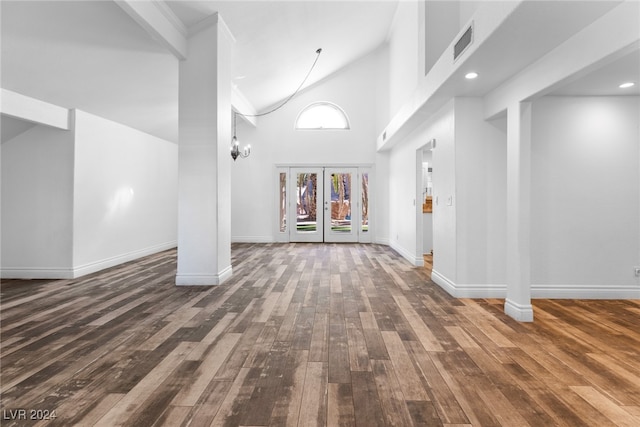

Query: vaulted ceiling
[1,0,399,143]
[1,1,637,145]
[1,0,180,142]
[165,1,399,112]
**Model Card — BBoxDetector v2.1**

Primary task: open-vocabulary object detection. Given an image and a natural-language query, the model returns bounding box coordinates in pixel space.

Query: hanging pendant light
[231,48,322,161]
[230,111,250,161]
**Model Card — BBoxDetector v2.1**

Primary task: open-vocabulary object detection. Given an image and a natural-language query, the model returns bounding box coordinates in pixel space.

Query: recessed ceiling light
[619,82,635,89]
[465,72,478,79]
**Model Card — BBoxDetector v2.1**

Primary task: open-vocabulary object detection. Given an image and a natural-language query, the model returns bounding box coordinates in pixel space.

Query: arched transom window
[295,102,350,130]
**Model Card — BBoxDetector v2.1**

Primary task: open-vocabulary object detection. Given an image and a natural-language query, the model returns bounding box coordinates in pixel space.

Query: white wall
[458,1,481,29]
[387,100,455,266]
[388,135,419,261]
[386,97,508,297]
[531,96,640,297]
[1,125,74,278]
[72,110,178,276]
[387,0,420,119]
[424,1,460,75]
[454,98,507,287]
[230,51,381,242]
[375,151,391,244]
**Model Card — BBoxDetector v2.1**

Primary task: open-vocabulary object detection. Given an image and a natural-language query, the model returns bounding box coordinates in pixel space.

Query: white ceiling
[165,0,399,112]
[1,116,36,143]
[549,47,640,96]
[1,1,637,145]
[432,0,632,99]
[1,0,179,142]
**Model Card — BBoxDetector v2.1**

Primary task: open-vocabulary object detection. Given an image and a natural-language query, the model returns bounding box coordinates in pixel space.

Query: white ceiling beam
[232,86,257,127]
[1,89,71,130]
[114,0,188,60]
[483,0,640,120]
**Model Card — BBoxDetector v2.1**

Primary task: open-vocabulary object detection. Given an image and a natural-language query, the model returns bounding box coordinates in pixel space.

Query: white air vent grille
[454,24,473,61]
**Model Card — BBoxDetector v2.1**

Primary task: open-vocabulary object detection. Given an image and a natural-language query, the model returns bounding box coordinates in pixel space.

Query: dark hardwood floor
[1,243,639,426]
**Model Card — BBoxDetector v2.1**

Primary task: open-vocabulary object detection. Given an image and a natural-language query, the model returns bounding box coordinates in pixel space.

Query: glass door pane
[361,171,369,234]
[325,168,358,242]
[289,168,324,242]
[279,172,287,233]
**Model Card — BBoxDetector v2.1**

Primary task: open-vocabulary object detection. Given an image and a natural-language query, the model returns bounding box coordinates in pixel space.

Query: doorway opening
[276,166,372,243]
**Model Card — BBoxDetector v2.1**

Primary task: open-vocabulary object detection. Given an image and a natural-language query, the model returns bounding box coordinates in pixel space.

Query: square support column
[505,101,534,321]
[176,14,233,286]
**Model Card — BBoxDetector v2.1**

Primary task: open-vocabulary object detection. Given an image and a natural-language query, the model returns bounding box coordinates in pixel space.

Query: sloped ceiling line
[114,0,188,60]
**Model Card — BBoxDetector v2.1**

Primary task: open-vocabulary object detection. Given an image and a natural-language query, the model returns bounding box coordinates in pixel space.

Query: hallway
[1,243,639,426]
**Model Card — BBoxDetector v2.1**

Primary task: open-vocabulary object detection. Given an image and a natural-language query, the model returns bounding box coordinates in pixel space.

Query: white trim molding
[231,236,275,244]
[430,272,640,301]
[389,241,422,266]
[531,284,640,300]
[504,298,534,322]
[1,89,71,130]
[431,270,507,298]
[1,241,177,280]
[176,264,232,286]
[73,241,177,278]
[0,267,74,280]
[114,0,188,60]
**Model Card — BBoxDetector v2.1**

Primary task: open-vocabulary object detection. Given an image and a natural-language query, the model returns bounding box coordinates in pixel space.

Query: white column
[504,101,534,321]
[176,14,233,286]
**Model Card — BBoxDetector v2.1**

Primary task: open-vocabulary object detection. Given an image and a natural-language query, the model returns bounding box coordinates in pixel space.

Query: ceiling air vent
[454,23,473,61]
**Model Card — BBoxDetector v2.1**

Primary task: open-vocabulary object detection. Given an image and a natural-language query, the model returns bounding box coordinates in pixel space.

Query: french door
[289,168,324,242]
[279,167,371,243]
[324,168,358,242]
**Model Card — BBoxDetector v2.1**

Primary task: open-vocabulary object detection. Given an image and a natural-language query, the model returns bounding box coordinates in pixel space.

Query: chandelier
[231,48,322,161]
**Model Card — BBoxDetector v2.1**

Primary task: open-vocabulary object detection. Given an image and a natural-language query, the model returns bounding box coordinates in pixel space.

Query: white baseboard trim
[531,284,640,299]
[1,241,177,280]
[431,270,507,298]
[389,241,422,266]
[231,236,275,243]
[375,237,390,246]
[218,264,233,283]
[72,241,177,278]
[0,267,75,280]
[430,270,456,296]
[429,272,640,300]
[505,298,534,322]
[176,264,233,286]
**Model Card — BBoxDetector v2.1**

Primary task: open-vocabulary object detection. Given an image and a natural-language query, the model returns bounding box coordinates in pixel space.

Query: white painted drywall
[229,51,381,243]
[424,0,460,75]
[387,0,420,119]
[1,0,178,142]
[388,136,419,262]
[454,98,507,286]
[0,89,70,131]
[531,96,640,296]
[386,97,508,291]
[386,100,455,267]
[1,125,74,278]
[72,109,177,276]
[458,1,481,29]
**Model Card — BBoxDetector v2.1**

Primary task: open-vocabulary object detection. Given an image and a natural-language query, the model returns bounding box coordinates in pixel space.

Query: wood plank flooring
[1,243,639,426]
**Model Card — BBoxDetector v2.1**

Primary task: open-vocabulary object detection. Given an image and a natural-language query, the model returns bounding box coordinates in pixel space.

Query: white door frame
[324,167,358,243]
[275,165,373,243]
[289,167,324,242]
